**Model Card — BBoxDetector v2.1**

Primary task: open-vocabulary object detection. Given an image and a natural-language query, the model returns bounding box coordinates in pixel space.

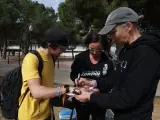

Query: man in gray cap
[75,7,160,120]
[99,7,138,35]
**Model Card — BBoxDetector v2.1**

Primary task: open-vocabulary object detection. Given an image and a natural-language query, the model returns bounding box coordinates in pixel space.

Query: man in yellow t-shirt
[18,28,72,120]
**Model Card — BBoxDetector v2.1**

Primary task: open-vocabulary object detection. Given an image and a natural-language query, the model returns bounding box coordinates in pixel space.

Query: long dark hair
[84,31,111,53]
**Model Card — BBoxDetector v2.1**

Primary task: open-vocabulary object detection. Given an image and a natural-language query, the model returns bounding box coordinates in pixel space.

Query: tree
[27,2,57,45]
[14,0,58,54]
[106,0,128,14]
[0,0,21,58]
[58,2,83,45]
[143,0,160,29]
[124,0,160,30]
[58,0,129,46]
[0,0,58,57]
[58,2,76,30]
[70,0,108,29]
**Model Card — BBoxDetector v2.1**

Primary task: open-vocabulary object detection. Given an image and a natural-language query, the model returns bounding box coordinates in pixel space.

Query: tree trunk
[21,30,29,55]
[2,31,7,59]
[71,49,74,59]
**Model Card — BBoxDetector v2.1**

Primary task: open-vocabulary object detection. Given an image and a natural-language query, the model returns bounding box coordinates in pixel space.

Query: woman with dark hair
[70,31,114,120]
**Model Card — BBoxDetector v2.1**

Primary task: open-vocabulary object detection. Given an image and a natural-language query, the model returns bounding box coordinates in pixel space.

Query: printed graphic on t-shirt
[81,71,101,77]
[102,64,108,75]
[81,63,109,77]
[120,60,128,72]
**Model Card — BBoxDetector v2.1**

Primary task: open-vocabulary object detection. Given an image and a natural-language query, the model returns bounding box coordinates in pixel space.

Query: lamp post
[29,25,33,51]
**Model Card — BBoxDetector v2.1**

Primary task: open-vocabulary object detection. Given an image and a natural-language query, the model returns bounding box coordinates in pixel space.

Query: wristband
[56,87,61,97]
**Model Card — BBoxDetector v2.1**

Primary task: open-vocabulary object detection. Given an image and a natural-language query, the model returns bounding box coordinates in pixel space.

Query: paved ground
[0,61,74,86]
[0,56,160,120]
[153,97,160,120]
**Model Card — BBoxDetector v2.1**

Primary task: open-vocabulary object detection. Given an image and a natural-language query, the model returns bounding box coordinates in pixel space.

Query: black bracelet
[64,85,69,93]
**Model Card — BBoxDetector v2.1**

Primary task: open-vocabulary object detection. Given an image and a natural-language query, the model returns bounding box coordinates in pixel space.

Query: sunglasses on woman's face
[88,47,103,53]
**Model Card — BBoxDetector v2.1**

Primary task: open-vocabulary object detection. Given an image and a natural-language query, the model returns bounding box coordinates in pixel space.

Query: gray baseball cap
[99,7,138,35]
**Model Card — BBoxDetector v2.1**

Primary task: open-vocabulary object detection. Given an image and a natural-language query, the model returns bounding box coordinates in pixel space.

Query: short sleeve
[22,53,40,82]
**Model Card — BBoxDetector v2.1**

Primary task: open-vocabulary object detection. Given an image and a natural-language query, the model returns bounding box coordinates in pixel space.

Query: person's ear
[126,22,132,32]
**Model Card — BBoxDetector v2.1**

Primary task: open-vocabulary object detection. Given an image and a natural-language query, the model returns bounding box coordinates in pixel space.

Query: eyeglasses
[88,47,103,53]
[107,29,117,39]
[107,22,128,39]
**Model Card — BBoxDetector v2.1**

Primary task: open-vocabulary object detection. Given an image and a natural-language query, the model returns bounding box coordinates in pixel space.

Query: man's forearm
[31,86,66,99]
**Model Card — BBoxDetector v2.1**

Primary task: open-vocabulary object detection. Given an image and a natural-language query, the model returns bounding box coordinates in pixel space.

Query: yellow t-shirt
[18,49,55,120]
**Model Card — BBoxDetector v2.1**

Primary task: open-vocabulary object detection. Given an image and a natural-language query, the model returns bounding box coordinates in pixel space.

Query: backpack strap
[19,50,43,107]
[30,50,43,78]
[52,56,55,67]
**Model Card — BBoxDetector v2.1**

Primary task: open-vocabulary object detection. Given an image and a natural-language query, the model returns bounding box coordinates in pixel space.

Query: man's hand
[69,86,75,93]
[75,78,89,87]
[61,86,76,94]
[75,88,91,102]
[75,78,97,87]
[89,87,100,94]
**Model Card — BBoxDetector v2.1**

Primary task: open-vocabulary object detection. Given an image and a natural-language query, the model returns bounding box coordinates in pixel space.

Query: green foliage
[0,0,58,57]
[71,0,108,28]
[58,2,76,29]
[57,0,129,45]
[0,0,156,56]
[106,0,128,15]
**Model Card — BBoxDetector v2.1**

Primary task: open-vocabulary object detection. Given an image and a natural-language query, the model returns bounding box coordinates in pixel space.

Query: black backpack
[0,50,43,119]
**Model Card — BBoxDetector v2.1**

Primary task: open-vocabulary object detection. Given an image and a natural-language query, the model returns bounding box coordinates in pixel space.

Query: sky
[32,0,64,12]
